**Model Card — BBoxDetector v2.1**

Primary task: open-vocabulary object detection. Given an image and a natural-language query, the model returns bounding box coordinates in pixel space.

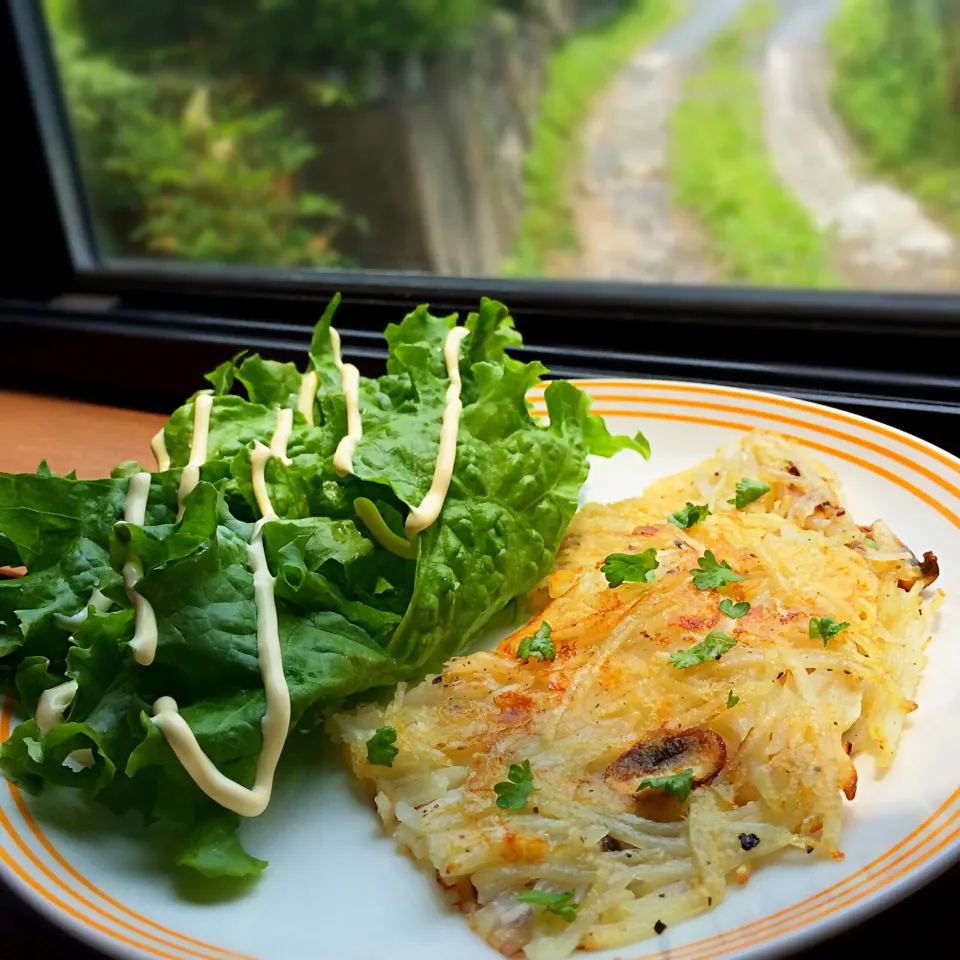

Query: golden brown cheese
[330,431,941,960]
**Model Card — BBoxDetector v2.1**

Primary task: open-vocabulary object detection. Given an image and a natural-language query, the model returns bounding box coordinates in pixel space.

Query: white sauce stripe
[405,326,470,536]
[123,472,160,667]
[297,370,319,426]
[269,407,294,465]
[150,429,171,472]
[177,392,213,519]
[34,680,95,770]
[150,410,293,817]
[36,681,79,734]
[330,327,363,476]
[250,441,278,523]
[54,589,114,632]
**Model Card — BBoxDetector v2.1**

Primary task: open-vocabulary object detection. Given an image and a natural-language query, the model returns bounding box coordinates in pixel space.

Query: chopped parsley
[809,616,850,646]
[637,768,695,803]
[517,622,555,662]
[516,889,580,922]
[670,631,737,668]
[719,598,750,619]
[494,759,538,810]
[366,726,399,767]
[729,478,771,509]
[668,502,710,529]
[727,690,740,708]
[865,538,878,550]
[601,548,658,588]
[690,551,747,590]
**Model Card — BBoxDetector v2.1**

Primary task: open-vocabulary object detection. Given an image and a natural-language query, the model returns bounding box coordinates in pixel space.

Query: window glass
[42,0,960,292]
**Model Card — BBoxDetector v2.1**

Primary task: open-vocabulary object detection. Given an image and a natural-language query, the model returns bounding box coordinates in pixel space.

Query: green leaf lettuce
[0,296,650,881]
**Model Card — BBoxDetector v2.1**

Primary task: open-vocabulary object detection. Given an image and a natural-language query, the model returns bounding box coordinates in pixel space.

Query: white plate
[2,378,959,960]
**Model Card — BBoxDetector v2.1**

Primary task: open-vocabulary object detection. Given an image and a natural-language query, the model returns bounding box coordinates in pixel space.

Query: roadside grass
[669,0,841,288]
[503,0,683,276]
[829,0,960,236]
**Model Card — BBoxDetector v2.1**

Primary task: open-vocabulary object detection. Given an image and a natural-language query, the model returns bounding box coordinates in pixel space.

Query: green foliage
[108,87,348,266]
[505,0,681,275]
[71,0,528,78]
[830,0,960,233]
[46,4,350,265]
[670,1,841,288]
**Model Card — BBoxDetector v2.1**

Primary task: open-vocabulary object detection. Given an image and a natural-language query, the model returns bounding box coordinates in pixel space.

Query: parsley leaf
[690,551,747,590]
[809,616,850,646]
[670,631,737,668]
[601,549,659,589]
[729,478,771,509]
[637,768,695,803]
[719,598,750,619]
[865,538,878,550]
[727,690,739,708]
[494,759,538,810]
[366,726,399,767]
[668,502,710,529]
[516,889,580,922]
[517,622,556,662]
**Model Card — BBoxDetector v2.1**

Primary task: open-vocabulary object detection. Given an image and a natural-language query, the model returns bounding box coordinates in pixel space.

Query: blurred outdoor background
[43,0,960,291]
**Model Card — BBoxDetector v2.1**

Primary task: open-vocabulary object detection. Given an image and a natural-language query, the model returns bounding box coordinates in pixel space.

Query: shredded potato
[329,432,942,959]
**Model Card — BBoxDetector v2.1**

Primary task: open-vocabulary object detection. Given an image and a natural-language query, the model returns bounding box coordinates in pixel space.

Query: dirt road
[568,0,960,290]
[763,0,960,291]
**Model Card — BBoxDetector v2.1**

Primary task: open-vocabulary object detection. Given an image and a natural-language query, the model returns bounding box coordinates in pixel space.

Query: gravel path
[763,0,960,291]
[568,0,756,282]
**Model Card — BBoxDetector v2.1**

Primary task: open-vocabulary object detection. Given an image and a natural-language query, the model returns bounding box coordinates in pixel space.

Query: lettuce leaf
[0,296,649,880]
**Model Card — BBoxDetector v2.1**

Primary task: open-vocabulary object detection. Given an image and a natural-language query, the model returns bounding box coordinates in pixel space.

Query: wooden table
[0,390,958,956]
[0,390,166,477]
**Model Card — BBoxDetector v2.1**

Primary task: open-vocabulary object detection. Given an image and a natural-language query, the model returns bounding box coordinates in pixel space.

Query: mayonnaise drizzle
[150,409,292,817]
[36,681,79,734]
[330,328,362,476]
[405,326,469,536]
[55,588,114,632]
[269,407,294,464]
[151,429,171,472]
[123,472,160,666]
[120,323,468,813]
[34,681,94,768]
[176,392,213,519]
[297,370,318,426]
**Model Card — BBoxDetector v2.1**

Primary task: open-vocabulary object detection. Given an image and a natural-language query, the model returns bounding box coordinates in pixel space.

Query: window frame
[2,5,960,952]
[3,0,960,439]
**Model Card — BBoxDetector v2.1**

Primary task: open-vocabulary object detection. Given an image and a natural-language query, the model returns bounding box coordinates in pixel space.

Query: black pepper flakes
[432,676,443,685]
[599,835,624,852]
[654,920,667,935]
[739,833,761,851]
[532,807,539,814]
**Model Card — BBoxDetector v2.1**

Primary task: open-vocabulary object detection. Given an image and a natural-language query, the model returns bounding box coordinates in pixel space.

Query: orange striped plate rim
[0,379,956,960]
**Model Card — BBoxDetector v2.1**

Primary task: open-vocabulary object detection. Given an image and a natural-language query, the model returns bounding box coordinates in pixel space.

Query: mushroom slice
[865,521,939,590]
[605,728,727,797]
[897,551,939,591]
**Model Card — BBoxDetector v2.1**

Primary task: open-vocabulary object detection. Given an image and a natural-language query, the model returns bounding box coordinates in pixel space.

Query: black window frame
[3,0,960,452]
[3,3,960,956]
